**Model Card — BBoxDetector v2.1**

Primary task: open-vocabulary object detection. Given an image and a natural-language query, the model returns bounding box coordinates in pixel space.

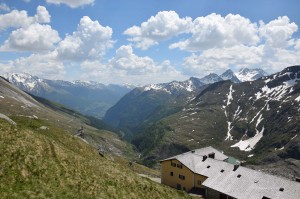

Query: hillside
[0,76,134,157]
[104,78,207,137]
[3,73,134,118]
[0,116,190,198]
[104,68,267,138]
[0,77,191,198]
[133,66,300,179]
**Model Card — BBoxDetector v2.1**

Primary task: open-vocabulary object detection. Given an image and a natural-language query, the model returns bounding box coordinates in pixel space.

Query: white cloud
[0,23,60,52]
[1,52,66,79]
[56,16,113,61]
[175,14,300,76]
[259,16,298,48]
[124,11,192,50]
[35,5,51,23]
[108,45,157,74]
[80,45,187,85]
[46,0,94,8]
[0,6,50,30]
[0,3,10,12]
[170,13,259,52]
[183,45,264,76]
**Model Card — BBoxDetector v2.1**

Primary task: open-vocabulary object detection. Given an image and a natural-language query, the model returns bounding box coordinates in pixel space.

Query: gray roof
[193,146,229,161]
[162,148,300,199]
[161,146,228,162]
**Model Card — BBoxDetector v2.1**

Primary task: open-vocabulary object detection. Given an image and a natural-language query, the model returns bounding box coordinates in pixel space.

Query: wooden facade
[161,159,233,199]
[160,147,300,199]
[161,159,207,192]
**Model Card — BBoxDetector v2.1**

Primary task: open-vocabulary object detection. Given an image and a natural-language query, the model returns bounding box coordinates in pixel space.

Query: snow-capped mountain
[2,73,134,118]
[235,68,268,82]
[199,73,223,84]
[143,77,205,94]
[104,67,269,132]
[3,73,47,92]
[220,69,241,83]
[129,65,299,179]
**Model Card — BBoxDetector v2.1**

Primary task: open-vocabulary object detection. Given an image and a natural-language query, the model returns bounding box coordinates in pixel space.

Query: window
[279,188,284,192]
[197,180,201,185]
[170,172,173,176]
[179,174,185,180]
[237,174,241,178]
[177,163,183,169]
[171,162,176,167]
[176,184,181,190]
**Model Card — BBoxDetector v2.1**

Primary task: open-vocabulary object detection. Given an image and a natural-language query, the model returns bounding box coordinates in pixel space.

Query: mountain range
[104,65,300,179]
[0,75,189,198]
[103,68,268,136]
[2,67,266,120]
[2,73,134,118]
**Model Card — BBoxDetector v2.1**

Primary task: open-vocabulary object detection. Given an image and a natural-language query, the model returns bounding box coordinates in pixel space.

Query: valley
[104,66,300,179]
[1,65,299,197]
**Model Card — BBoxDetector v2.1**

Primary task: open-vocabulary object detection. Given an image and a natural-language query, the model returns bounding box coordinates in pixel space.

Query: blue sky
[1,0,300,85]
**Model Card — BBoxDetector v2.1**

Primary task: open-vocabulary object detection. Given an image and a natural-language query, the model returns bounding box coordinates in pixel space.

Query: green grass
[0,117,190,199]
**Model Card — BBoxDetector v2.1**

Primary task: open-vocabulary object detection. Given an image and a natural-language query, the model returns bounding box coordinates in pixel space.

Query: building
[160,146,300,199]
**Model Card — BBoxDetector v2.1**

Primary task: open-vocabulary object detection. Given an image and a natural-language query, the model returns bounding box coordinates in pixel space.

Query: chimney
[202,155,207,162]
[208,152,215,159]
[233,164,239,171]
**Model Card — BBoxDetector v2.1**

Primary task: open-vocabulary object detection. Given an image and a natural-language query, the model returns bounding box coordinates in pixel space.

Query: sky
[0,0,300,85]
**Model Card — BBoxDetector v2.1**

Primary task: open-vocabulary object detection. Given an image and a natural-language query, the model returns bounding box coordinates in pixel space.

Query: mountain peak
[199,73,223,84]
[220,69,241,83]
[235,67,268,82]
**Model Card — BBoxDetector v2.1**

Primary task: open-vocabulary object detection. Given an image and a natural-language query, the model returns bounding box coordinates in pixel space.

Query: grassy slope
[0,78,190,198]
[0,117,190,199]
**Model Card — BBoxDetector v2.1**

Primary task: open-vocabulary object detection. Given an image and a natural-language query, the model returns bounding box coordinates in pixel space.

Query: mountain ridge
[3,73,134,118]
[132,65,300,179]
[104,67,268,136]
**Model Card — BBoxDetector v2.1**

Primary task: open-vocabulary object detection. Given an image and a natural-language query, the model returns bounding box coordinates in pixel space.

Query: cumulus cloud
[1,52,66,79]
[124,11,192,50]
[183,45,264,76]
[173,14,300,76]
[80,45,187,85]
[259,16,298,48]
[0,23,60,52]
[108,45,157,74]
[0,3,10,12]
[56,16,113,61]
[0,6,50,30]
[46,0,94,8]
[170,13,259,51]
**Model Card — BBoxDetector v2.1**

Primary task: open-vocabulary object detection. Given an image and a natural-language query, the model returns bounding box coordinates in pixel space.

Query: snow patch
[257,77,300,101]
[233,106,242,120]
[291,134,297,140]
[231,126,264,151]
[255,114,264,128]
[295,95,300,102]
[0,96,4,99]
[279,146,285,150]
[0,113,17,125]
[226,85,234,106]
[248,154,254,157]
[225,121,233,141]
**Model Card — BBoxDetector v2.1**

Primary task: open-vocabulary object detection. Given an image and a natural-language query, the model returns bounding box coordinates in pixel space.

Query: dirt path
[138,174,161,183]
